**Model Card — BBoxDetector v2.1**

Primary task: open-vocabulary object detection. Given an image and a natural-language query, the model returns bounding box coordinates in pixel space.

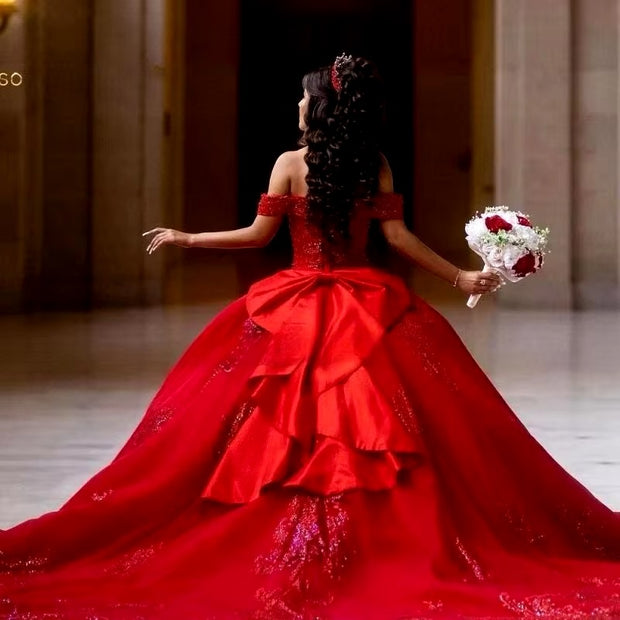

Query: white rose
[486,246,505,268]
[517,227,540,250]
[465,217,488,241]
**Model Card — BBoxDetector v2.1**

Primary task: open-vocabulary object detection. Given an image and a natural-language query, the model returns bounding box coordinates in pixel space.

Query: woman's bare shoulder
[283,148,309,195]
[278,147,307,159]
[272,148,306,172]
[287,147,308,164]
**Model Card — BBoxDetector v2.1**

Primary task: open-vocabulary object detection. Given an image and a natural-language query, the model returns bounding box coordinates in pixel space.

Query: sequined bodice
[256,193,404,271]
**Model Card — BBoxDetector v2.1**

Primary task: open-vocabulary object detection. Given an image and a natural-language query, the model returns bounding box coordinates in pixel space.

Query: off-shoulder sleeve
[257,193,290,216]
[370,193,404,220]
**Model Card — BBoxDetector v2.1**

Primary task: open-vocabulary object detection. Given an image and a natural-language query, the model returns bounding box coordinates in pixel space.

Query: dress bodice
[256,192,404,270]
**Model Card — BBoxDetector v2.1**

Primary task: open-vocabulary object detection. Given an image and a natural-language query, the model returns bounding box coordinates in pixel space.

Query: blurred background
[0,0,619,313]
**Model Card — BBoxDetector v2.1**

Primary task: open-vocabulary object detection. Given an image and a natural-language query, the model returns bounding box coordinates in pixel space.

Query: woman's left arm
[143,153,291,254]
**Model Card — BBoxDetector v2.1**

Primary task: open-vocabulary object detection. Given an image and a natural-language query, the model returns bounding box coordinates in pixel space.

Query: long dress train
[1,192,619,619]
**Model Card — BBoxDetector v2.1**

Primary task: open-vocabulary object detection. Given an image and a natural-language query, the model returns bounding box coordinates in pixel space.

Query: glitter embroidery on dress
[396,312,459,392]
[91,489,114,502]
[559,504,612,555]
[200,318,266,392]
[390,386,423,436]
[502,505,548,548]
[0,597,158,620]
[257,193,290,217]
[105,542,164,576]
[454,536,488,582]
[422,598,444,612]
[0,552,49,575]
[126,406,175,449]
[502,503,616,556]
[253,492,356,619]
[213,399,257,459]
[499,587,620,618]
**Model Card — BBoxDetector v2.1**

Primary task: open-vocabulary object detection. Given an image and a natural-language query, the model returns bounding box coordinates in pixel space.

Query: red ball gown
[1,193,620,619]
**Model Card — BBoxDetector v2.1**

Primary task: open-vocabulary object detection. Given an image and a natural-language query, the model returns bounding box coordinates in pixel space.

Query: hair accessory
[330,52,353,92]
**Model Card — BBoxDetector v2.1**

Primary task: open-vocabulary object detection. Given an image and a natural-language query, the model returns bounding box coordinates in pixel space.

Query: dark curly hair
[299,56,386,245]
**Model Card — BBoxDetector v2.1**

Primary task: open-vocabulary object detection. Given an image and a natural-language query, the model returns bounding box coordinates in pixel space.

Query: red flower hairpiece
[330,52,352,92]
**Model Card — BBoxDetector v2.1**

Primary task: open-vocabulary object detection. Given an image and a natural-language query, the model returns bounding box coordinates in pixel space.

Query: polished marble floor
[1,293,619,529]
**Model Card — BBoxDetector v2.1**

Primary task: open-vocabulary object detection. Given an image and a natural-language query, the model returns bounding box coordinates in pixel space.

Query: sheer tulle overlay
[1,194,620,619]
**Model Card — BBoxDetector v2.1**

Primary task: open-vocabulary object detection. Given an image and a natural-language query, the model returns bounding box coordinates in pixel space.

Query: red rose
[517,215,532,227]
[512,252,542,277]
[485,215,513,233]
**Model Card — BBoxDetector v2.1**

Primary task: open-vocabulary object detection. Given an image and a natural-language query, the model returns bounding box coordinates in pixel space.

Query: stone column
[2,0,92,312]
[495,0,573,308]
[572,0,619,308]
[91,0,166,306]
[1,0,167,311]
[0,0,27,312]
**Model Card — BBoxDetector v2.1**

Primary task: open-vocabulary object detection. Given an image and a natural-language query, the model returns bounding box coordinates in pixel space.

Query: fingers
[481,280,503,294]
[473,274,502,294]
[146,232,168,254]
[143,228,173,254]
[478,272,502,293]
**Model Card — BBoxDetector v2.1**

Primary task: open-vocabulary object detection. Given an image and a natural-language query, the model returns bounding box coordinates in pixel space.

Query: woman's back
[259,148,403,271]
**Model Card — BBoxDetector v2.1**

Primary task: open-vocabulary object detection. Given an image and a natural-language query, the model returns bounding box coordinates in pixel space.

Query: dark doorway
[238,0,415,271]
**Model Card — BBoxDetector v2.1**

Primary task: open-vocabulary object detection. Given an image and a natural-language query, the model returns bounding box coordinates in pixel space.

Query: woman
[1,54,619,619]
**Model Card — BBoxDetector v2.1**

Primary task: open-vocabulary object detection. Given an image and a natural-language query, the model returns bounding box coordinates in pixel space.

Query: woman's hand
[456,270,503,295]
[142,228,192,254]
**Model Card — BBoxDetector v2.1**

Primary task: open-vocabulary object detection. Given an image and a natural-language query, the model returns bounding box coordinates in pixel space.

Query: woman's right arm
[143,153,291,254]
[377,154,501,296]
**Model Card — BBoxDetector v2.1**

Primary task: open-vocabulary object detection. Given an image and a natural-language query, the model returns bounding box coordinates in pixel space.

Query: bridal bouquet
[464,206,549,308]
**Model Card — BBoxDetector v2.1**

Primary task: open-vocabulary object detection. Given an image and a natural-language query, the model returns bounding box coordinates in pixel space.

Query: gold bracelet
[452,269,461,288]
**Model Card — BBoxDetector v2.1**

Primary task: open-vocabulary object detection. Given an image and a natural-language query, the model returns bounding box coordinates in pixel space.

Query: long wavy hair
[299,56,386,245]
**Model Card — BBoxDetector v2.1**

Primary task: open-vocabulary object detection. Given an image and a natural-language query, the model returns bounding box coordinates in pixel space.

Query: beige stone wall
[496,0,620,309]
[572,0,619,308]
[91,0,166,306]
[0,0,167,312]
[496,0,573,308]
[0,0,27,312]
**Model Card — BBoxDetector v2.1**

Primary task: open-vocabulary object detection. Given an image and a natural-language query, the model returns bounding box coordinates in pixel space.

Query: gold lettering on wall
[0,71,22,86]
